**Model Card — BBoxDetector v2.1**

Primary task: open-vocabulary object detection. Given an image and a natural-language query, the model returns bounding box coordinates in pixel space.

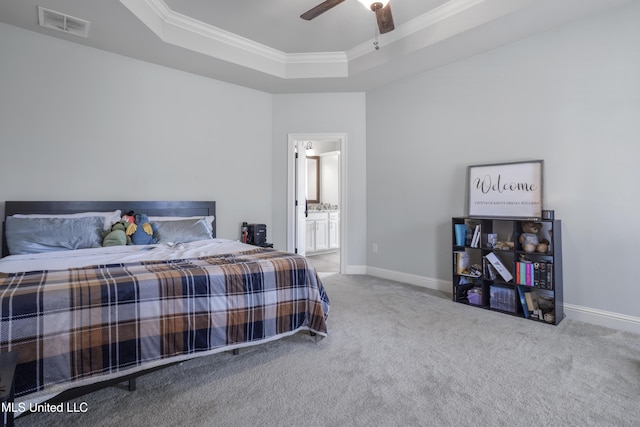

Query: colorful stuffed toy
[122,211,136,224]
[102,219,132,247]
[126,213,158,245]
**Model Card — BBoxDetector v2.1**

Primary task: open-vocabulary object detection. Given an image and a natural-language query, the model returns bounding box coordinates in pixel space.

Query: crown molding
[348,0,485,60]
[120,0,349,79]
[144,0,285,61]
[119,0,534,81]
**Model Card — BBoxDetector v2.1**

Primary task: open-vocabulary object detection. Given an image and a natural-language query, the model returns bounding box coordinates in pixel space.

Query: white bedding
[0,238,254,273]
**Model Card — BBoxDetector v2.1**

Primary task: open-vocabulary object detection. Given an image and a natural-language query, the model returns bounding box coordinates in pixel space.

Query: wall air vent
[38,6,90,38]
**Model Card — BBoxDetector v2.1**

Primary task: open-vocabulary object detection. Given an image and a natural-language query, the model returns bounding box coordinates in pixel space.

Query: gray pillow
[5,216,104,255]
[153,218,213,243]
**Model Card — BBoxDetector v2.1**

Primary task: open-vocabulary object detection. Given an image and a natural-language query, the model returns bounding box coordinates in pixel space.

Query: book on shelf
[515,261,553,289]
[517,286,530,319]
[533,262,540,287]
[539,262,547,289]
[485,263,497,280]
[455,251,469,275]
[546,263,554,290]
[517,262,527,285]
[526,262,533,286]
[470,224,481,248]
[524,292,538,311]
[485,252,513,282]
[516,261,531,286]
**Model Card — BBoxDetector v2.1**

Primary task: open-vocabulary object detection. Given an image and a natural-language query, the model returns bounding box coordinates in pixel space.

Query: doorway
[287,133,346,276]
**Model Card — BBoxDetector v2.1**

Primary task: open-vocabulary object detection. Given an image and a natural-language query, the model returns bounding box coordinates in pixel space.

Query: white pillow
[153,218,213,243]
[148,215,215,233]
[12,210,122,231]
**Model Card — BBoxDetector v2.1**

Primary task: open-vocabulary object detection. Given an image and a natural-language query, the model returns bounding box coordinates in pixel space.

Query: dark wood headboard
[2,201,216,257]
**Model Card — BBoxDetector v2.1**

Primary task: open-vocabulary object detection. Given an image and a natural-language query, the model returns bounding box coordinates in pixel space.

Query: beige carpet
[15,274,640,426]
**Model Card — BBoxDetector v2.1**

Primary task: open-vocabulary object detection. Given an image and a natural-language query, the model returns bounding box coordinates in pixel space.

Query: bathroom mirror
[306,156,319,203]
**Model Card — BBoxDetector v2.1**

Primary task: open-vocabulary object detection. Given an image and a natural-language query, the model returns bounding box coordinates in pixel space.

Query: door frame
[287,133,347,274]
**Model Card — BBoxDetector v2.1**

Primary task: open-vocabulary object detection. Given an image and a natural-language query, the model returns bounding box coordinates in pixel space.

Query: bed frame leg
[128,378,136,391]
[232,349,239,355]
[310,331,316,337]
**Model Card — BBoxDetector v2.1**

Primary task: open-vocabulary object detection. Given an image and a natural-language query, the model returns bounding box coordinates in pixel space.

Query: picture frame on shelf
[467,160,543,218]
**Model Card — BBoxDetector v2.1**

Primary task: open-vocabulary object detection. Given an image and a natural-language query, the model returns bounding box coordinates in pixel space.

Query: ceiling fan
[301,0,395,34]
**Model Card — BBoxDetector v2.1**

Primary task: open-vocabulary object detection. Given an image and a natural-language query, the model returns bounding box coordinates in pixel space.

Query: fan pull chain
[373,19,380,50]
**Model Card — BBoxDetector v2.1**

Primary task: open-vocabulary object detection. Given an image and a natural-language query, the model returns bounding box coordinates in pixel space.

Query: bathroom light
[357,0,390,11]
[302,141,314,156]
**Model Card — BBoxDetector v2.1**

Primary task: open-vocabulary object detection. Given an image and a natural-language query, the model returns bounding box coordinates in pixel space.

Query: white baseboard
[364,266,640,334]
[366,266,450,294]
[563,303,640,334]
[343,264,367,275]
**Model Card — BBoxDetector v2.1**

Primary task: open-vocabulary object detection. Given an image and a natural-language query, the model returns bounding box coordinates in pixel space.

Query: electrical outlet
[372,243,378,253]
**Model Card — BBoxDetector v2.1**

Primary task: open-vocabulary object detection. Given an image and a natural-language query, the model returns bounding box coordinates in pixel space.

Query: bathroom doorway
[287,133,346,276]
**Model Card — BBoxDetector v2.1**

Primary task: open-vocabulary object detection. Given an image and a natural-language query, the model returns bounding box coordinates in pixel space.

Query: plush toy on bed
[519,221,549,253]
[126,213,158,245]
[102,219,132,247]
[122,211,136,224]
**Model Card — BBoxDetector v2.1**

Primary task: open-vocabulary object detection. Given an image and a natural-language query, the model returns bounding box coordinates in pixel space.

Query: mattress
[0,239,330,406]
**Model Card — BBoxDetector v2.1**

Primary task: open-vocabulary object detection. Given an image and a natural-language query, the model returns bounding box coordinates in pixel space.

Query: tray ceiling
[0,0,631,93]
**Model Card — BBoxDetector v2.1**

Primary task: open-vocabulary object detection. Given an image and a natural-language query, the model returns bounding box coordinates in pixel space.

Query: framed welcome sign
[467,160,543,218]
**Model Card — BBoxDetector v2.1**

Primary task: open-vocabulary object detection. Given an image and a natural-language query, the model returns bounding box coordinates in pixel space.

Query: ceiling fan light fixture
[357,0,390,11]
[301,0,394,36]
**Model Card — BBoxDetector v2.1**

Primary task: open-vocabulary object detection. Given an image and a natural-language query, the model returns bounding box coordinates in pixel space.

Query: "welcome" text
[473,174,537,194]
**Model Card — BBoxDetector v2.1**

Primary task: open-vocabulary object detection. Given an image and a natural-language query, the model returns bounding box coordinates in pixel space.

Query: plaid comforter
[0,248,329,399]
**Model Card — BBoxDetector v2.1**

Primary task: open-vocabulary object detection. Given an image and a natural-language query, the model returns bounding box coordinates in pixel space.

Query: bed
[0,201,329,410]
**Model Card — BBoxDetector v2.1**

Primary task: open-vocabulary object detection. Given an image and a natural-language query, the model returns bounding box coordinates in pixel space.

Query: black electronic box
[248,223,267,246]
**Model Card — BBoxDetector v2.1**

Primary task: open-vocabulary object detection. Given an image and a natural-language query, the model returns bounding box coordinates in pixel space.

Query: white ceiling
[0,0,631,93]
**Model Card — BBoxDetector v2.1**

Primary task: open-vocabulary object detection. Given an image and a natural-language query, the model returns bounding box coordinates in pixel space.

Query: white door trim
[287,133,347,274]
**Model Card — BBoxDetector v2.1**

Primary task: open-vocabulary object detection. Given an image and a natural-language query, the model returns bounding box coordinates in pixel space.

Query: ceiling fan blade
[375,3,395,34]
[300,0,346,21]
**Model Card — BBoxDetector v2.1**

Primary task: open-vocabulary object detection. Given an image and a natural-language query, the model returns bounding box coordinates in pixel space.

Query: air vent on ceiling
[38,6,90,38]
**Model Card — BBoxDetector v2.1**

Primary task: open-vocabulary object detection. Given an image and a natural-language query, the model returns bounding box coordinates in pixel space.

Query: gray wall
[2,0,639,329]
[366,2,640,320]
[0,23,273,241]
[272,93,367,271]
